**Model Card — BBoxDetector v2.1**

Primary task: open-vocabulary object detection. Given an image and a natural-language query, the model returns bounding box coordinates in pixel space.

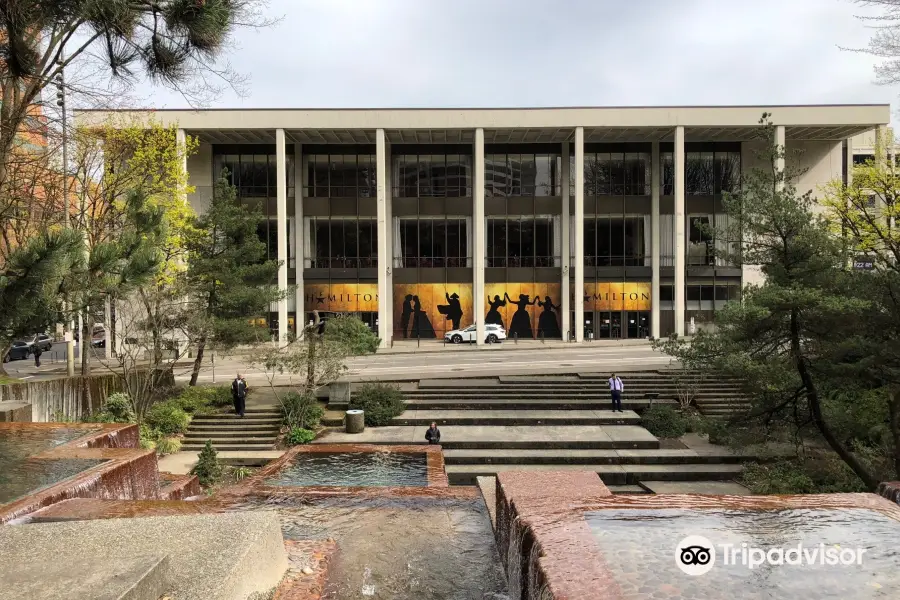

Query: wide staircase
[182,408,281,452]
[327,370,749,492]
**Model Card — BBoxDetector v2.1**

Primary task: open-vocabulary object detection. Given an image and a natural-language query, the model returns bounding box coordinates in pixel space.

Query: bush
[155,436,182,455]
[145,401,191,435]
[281,392,324,429]
[139,424,161,450]
[741,457,867,495]
[703,418,731,445]
[103,393,136,422]
[171,386,232,414]
[232,466,254,481]
[191,440,222,487]
[286,427,316,445]
[350,383,406,427]
[324,314,380,355]
[641,405,688,439]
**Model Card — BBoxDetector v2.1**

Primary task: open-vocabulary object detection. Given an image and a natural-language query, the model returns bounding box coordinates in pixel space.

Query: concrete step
[444,463,743,486]
[190,418,282,426]
[184,430,279,439]
[606,484,651,494]
[332,399,677,411]
[442,448,743,465]
[191,414,281,421]
[181,442,276,452]
[387,409,641,426]
[188,423,282,431]
[316,424,659,450]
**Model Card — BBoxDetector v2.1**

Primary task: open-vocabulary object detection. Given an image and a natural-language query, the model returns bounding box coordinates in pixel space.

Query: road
[2,341,676,385]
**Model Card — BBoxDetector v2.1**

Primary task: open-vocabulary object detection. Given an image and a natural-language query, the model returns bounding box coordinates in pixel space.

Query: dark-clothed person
[608,373,624,413]
[231,374,248,417]
[33,341,42,367]
[425,422,441,444]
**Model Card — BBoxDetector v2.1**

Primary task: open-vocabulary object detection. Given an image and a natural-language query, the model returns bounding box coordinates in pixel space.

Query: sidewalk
[377,338,654,354]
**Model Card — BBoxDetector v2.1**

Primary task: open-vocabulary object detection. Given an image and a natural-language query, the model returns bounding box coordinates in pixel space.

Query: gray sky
[131,0,896,112]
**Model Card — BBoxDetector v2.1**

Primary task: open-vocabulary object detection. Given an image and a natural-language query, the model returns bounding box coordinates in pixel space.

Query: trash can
[345,409,365,433]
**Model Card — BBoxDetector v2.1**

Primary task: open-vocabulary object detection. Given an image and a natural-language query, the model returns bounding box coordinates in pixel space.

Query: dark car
[34,334,53,352]
[4,341,31,362]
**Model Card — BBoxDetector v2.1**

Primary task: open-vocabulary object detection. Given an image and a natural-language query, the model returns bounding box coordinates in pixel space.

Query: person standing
[231,373,248,417]
[608,373,623,413]
[32,336,42,368]
[425,421,441,444]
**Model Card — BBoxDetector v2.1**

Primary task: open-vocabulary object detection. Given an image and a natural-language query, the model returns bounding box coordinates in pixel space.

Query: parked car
[444,323,507,344]
[33,333,53,352]
[3,341,32,362]
[91,331,106,348]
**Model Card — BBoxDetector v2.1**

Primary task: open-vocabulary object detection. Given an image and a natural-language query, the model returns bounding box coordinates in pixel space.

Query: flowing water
[264,452,428,487]
[225,495,509,600]
[586,507,900,599]
[0,427,103,504]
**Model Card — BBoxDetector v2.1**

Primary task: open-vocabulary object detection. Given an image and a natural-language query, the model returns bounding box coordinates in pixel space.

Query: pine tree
[191,440,222,487]
[184,174,282,385]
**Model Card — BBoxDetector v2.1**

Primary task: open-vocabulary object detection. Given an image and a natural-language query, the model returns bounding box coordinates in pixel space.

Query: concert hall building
[79,105,890,346]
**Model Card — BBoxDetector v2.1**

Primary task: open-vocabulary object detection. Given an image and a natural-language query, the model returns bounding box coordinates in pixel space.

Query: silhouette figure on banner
[485,294,507,327]
[438,292,464,330]
[411,295,436,339]
[537,296,562,339]
[400,294,414,338]
[505,292,538,339]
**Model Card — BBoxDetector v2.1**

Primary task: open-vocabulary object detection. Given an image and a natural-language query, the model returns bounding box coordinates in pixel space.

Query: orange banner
[582,282,651,311]
[304,283,378,312]
[484,283,562,339]
[393,283,473,339]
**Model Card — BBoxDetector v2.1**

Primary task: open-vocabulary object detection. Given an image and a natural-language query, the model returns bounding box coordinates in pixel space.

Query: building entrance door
[626,311,650,339]
[596,312,621,339]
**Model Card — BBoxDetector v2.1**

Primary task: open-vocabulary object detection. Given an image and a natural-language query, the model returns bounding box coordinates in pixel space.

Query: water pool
[264,452,429,487]
[586,507,900,599]
[225,495,509,600]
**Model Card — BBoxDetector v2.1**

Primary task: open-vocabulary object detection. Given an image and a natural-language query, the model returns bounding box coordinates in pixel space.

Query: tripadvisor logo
[675,536,867,576]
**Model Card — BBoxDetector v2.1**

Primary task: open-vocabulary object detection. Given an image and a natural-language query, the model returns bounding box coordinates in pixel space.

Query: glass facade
[306,217,377,268]
[396,218,469,268]
[583,216,648,267]
[393,152,472,197]
[486,217,557,267]
[485,152,562,196]
[661,143,741,195]
[307,152,376,197]
[214,151,295,198]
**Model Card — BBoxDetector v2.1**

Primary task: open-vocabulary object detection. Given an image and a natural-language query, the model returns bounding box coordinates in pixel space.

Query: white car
[444,324,507,344]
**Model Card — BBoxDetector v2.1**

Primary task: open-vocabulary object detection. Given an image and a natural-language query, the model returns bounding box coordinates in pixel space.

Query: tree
[0,1,274,190]
[0,228,83,373]
[183,173,281,386]
[656,114,884,491]
[844,1,900,86]
[822,137,900,480]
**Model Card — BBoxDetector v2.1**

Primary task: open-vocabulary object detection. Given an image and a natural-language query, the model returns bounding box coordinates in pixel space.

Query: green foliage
[280,392,324,430]
[145,401,191,435]
[170,386,231,414]
[640,405,688,439]
[741,457,868,495]
[702,418,731,445]
[155,436,182,455]
[286,427,316,446]
[323,315,380,356]
[350,383,406,427]
[139,424,161,450]
[102,393,136,422]
[191,440,222,487]
[232,466,254,482]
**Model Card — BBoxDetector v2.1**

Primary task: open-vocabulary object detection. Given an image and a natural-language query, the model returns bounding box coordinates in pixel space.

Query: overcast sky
[130,0,897,114]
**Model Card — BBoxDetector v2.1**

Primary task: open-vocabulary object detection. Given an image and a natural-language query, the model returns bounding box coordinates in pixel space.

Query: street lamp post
[55,58,75,376]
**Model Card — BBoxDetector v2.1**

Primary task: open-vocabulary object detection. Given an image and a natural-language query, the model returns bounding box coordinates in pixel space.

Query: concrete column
[275,129,288,344]
[651,140,661,339]
[104,297,112,359]
[876,125,885,163]
[376,129,390,347]
[294,143,304,337]
[385,140,393,338]
[560,142,570,340]
[775,125,786,193]
[176,128,188,205]
[845,136,854,188]
[574,127,585,342]
[474,128,486,345]
[674,126,685,337]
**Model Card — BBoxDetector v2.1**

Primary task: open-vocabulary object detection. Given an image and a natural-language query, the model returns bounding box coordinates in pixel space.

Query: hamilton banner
[393,283,474,339]
[484,283,562,339]
[303,283,379,313]
[581,282,651,311]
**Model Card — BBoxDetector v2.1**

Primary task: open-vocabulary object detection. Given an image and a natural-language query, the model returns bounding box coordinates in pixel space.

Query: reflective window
[306,218,378,268]
[392,153,472,197]
[485,152,561,196]
[661,145,740,195]
[396,218,468,267]
[487,217,556,267]
[214,152,295,199]
[583,216,647,266]
[304,152,376,198]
